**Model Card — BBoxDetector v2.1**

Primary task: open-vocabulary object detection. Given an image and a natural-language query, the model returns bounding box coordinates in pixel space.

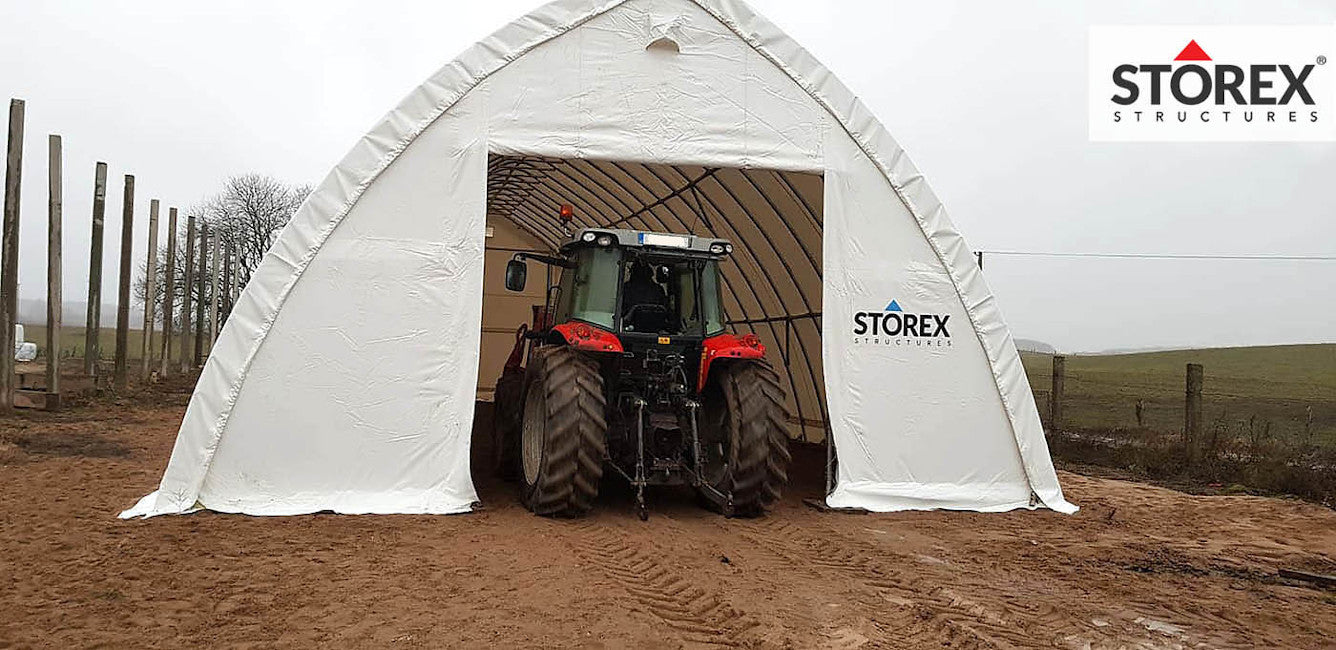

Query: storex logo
[1089,26,1335,142]
[1111,40,1319,118]
[851,300,952,348]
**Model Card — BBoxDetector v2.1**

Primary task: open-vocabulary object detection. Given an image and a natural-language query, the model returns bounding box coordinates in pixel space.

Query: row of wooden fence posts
[0,97,243,410]
[1046,354,1207,459]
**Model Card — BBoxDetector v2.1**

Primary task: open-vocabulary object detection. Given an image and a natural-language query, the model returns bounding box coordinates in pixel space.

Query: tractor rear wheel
[519,346,608,516]
[698,359,792,517]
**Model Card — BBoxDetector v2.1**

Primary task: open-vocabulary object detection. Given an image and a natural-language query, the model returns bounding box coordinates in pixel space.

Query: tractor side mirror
[505,259,527,292]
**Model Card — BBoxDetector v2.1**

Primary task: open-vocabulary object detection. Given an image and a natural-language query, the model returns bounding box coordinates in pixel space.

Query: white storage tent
[122,0,1075,518]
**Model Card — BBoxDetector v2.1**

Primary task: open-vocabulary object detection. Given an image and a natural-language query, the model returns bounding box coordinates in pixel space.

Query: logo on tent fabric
[851,300,952,348]
[1089,26,1334,141]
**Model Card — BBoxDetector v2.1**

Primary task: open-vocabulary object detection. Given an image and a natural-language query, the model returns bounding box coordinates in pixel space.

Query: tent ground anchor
[801,498,868,515]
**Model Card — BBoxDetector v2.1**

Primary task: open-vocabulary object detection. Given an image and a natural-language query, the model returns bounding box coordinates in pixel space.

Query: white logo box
[1089,25,1336,142]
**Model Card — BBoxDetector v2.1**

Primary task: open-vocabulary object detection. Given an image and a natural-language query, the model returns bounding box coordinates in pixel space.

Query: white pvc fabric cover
[122,0,1076,518]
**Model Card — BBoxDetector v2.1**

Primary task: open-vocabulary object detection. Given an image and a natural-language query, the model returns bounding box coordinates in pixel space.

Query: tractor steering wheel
[624,304,669,332]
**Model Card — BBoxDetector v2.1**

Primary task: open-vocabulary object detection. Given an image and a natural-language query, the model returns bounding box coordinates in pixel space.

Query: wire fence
[1023,353,1335,503]
[1026,365,1332,448]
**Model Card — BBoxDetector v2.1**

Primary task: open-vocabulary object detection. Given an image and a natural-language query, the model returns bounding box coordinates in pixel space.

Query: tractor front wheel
[519,346,608,516]
[698,359,791,517]
[491,367,524,481]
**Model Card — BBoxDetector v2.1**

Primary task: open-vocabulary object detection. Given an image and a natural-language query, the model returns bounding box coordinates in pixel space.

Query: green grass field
[1020,344,1336,449]
[21,324,208,363]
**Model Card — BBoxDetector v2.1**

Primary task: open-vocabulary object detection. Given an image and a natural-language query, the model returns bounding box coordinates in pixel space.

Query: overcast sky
[1,0,1333,353]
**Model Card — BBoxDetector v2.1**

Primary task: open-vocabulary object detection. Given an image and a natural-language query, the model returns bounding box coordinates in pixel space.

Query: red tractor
[492,228,790,520]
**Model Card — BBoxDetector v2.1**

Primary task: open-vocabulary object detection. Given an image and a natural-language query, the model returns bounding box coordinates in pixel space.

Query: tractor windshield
[555,244,727,337]
[621,256,725,337]
[556,246,620,329]
[701,261,725,335]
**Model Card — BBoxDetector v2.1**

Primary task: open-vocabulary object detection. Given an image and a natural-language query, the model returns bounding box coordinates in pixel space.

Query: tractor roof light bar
[560,228,733,256]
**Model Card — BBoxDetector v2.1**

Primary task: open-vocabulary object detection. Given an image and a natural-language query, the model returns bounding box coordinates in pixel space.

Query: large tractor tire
[519,346,608,516]
[698,359,792,517]
[491,367,524,481]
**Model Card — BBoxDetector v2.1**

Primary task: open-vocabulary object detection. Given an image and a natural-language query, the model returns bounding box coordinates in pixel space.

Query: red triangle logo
[1174,40,1211,61]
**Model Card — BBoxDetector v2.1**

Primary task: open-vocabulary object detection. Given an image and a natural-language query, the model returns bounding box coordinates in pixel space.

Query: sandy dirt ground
[1,385,1334,649]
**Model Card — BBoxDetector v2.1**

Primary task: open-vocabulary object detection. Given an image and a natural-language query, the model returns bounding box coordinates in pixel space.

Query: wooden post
[112,175,134,390]
[160,208,176,377]
[84,161,107,374]
[209,232,220,344]
[45,135,62,401]
[230,241,240,308]
[1,99,25,410]
[179,215,195,373]
[1185,363,1203,464]
[140,199,159,381]
[221,241,233,319]
[1050,355,1065,431]
[193,226,206,366]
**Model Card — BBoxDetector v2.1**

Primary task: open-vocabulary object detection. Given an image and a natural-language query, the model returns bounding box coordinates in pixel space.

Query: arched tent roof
[123,0,1075,518]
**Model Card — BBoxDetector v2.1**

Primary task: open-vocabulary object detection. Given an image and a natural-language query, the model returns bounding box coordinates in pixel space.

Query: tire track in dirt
[723,515,1092,649]
[564,520,764,647]
[727,514,1269,650]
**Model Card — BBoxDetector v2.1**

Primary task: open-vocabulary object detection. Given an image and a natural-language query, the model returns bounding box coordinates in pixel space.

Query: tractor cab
[559,229,729,349]
[509,228,731,340]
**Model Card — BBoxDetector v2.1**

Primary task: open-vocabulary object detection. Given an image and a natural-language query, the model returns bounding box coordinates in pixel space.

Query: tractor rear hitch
[683,399,734,516]
[686,399,704,487]
[633,397,649,521]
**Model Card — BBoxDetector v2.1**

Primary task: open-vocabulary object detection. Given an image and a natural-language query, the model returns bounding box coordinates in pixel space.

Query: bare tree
[137,174,311,325]
[203,174,313,288]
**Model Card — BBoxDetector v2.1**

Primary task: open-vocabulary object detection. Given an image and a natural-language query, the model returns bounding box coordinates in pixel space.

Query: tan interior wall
[477,218,548,399]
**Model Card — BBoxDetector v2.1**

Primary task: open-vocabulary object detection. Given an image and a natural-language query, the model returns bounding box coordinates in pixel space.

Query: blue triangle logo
[885,300,903,312]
